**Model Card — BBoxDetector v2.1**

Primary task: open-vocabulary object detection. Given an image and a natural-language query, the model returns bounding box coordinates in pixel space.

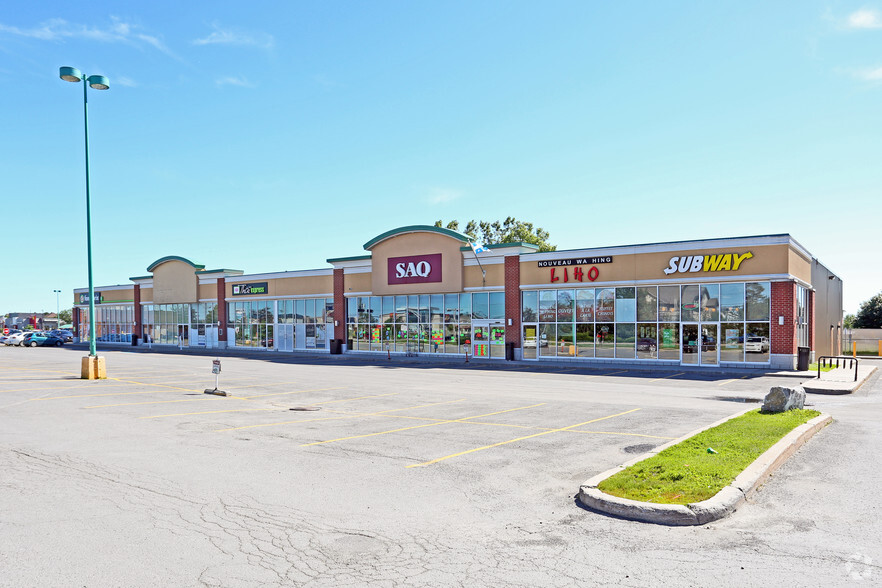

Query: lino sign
[231,282,268,296]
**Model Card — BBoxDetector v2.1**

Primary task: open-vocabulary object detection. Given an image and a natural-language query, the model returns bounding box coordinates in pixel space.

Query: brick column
[770,281,797,356]
[217,277,227,345]
[333,268,346,341]
[133,284,141,336]
[504,256,521,346]
[73,307,80,339]
[808,289,815,355]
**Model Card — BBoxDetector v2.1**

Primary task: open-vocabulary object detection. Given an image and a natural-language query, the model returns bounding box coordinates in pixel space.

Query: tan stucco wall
[96,288,135,303]
[788,246,812,285]
[139,287,153,303]
[464,263,504,289]
[369,232,466,295]
[344,272,372,294]
[198,283,218,301]
[520,243,792,287]
[152,261,199,304]
[225,274,333,298]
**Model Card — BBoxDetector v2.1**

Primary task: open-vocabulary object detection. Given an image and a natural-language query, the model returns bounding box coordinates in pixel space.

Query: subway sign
[231,282,268,296]
[663,251,753,275]
[387,253,442,285]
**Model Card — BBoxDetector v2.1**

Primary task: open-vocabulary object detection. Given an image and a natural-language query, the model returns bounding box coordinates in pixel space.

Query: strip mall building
[73,226,843,370]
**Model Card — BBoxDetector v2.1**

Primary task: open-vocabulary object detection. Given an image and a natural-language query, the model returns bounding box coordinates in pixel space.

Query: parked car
[0,330,22,345]
[22,332,65,347]
[49,330,74,343]
[4,331,29,346]
[636,337,657,352]
[683,335,716,353]
[745,336,770,353]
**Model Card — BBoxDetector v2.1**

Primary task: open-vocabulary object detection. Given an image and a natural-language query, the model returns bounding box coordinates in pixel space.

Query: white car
[745,336,770,353]
[4,332,29,346]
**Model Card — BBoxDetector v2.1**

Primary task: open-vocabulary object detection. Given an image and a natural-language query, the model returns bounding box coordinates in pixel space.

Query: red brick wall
[217,278,227,342]
[505,256,520,345]
[334,268,346,341]
[771,281,797,355]
[133,285,141,334]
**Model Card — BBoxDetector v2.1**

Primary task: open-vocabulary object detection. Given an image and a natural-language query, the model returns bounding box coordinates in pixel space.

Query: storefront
[73,226,842,370]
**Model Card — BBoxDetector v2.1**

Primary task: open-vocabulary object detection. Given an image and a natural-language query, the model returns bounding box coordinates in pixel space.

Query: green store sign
[231,282,269,296]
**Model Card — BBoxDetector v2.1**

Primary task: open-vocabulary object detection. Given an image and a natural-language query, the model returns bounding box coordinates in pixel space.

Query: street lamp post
[59,66,109,379]
[53,289,61,330]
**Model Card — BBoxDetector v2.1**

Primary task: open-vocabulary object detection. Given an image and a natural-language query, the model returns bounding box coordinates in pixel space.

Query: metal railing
[816,356,859,382]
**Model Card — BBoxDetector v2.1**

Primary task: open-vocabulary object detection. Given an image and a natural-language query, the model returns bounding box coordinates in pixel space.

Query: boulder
[762,386,806,413]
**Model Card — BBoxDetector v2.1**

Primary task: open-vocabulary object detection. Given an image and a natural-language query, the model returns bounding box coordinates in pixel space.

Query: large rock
[762,386,806,413]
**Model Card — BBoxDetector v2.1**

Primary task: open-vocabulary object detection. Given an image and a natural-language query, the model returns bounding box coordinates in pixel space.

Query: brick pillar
[73,307,80,339]
[770,281,797,356]
[333,268,346,341]
[505,256,520,345]
[217,277,227,344]
[133,284,141,336]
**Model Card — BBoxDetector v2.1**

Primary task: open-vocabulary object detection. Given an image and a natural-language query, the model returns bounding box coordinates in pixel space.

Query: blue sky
[1,1,880,316]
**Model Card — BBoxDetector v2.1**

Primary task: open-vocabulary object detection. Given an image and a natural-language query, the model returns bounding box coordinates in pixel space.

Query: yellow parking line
[406,408,641,468]
[142,393,398,419]
[648,372,684,382]
[35,389,200,401]
[302,403,546,447]
[586,369,628,378]
[566,430,676,440]
[216,398,467,432]
[86,399,201,409]
[108,378,202,392]
[717,376,748,386]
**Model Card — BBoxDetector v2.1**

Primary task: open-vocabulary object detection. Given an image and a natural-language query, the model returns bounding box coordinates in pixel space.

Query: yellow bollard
[878,340,881,357]
[80,355,107,380]
[852,341,857,357]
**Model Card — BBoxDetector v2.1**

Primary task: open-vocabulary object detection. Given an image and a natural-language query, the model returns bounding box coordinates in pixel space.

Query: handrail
[817,356,859,382]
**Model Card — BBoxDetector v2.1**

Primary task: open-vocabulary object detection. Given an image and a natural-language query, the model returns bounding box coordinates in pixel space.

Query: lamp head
[87,75,110,90]
[59,66,83,83]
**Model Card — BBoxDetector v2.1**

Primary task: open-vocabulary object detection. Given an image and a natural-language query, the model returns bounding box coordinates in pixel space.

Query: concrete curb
[578,411,833,526]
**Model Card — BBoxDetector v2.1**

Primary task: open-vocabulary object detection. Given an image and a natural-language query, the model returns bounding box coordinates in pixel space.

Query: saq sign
[387,254,442,285]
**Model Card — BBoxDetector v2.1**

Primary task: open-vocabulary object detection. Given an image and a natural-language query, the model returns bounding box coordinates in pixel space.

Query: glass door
[522,324,538,360]
[701,324,719,366]
[681,323,699,365]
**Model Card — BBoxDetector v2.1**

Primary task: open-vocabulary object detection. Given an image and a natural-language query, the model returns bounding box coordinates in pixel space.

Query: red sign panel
[387,253,443,285]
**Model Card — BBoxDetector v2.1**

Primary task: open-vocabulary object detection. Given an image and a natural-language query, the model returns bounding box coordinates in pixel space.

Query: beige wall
[197,283,218,301]
[152,261,199,304]
[344,272,372,294]
[520,243,792,286]
[464,263,503,289]
[788,247,812,285]
[139,287,153,303]
[370,232,466,295]
[226,274,333,298]
[96,288,135,303]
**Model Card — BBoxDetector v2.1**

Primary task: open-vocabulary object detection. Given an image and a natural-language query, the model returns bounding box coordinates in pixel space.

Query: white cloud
[216,76,255,88]
[856,66,882,80]
[116,76,138,88]
[847,9,882,29]
[0,17,175,57]
[193,24,274,49]
[425,187,463,205]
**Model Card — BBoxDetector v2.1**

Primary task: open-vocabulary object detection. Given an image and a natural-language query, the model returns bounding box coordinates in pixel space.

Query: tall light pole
[53,289,61,330]
[59,66,109,377]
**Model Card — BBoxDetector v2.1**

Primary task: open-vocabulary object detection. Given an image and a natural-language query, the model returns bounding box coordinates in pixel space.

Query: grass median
[597,408,821,505]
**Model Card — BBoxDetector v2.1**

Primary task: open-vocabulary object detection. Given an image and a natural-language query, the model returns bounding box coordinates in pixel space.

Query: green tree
[434,217,556,252]
[843,314,856,329]
[58,308,73,325]
[854,292,882,328]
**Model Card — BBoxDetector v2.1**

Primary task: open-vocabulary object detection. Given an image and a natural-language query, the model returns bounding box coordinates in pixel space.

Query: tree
[854,291,882,328]
[58,308,73,325]
[434,217,556,252]
[844,314,856,329]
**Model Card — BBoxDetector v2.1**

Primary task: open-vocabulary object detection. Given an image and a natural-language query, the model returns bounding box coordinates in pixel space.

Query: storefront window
[595,323,614,357]
[721,323,744,362]
[636,287,657,322]
[557,290,574,322]
[745,322,770,363]
[700,284,719,322]
[636,323,657,359]
[615,288,636,323]
[658,323,679,360]
[489,292,505,320]
[746,282,771,321]
[557,323,574,357]
[539,324,556,356]
[616,323,636,359]
[659,286,679,321]
[538,290,556,322]
[575,289,594,322]
[720,284,744,321]
[596,289,615,322]
[522,291,538,322]
[576,323,594,357]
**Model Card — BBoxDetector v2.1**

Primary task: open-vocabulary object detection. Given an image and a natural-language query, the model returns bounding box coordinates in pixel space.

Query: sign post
[204,358,227,396]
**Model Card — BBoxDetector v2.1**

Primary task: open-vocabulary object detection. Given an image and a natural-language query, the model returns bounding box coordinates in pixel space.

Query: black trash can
[797,346,810,371]
[505,342,515,361]
[329,339,342,355]
[131,334,139,346]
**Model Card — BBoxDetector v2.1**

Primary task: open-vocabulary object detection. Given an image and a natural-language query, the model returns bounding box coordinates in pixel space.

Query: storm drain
[623,443,657,454]
[289,406,322,411]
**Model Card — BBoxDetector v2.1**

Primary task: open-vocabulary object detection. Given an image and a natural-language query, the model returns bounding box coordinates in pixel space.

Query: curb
[802,365,877,395]
[578,411,833,526]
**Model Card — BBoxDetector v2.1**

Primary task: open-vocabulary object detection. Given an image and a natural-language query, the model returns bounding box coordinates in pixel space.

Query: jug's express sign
[663,252,753,275]
[388,254,442,285]
[232,282,268,296]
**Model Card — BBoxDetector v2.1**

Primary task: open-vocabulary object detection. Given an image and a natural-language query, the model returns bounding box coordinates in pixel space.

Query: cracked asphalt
[1,347,879,586]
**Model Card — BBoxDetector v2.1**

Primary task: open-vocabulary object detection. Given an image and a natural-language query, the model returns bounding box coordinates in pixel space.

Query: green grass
[808,362,836,372]
[597,408,821,505]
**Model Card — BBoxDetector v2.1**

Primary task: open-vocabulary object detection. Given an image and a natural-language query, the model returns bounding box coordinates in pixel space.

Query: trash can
[131,334,139,347]
[329,339,342,355]
[505,342,515,361]
[797,346,810,371]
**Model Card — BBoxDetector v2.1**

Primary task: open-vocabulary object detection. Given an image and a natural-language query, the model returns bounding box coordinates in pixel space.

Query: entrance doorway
[177,324,189,347]
[681,323,718,366]
[471,320,505,358]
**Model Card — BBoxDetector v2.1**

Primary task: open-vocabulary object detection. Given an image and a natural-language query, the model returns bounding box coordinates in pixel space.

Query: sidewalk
[800,358,878,395]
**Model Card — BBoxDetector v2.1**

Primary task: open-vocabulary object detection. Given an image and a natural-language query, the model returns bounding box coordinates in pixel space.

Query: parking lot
[1,347,879,586]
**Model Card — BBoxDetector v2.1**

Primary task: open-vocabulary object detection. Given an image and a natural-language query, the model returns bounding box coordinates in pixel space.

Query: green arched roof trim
[363,225,471,250]
[146,256,206,272]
